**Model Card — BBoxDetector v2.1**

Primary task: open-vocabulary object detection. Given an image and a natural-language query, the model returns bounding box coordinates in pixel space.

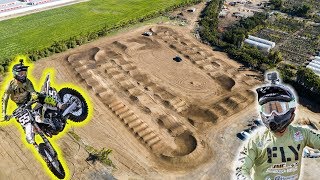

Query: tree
[278,63,296,82]
[283,4,311,17]
[0,65,4,74]
[297,67,320,92]
[269,50,283,64]
[270,0,283,10]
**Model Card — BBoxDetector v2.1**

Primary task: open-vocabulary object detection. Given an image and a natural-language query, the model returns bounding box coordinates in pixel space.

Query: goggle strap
[288,100,296,108]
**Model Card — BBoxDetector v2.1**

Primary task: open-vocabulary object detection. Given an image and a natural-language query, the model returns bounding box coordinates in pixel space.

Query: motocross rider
[1,60,64,147]
[235,71,320,180]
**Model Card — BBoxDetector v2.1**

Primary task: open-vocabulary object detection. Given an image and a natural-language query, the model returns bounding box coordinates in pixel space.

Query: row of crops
[253,16,320,65]
[282,0,320,11]
[254,28,289,43]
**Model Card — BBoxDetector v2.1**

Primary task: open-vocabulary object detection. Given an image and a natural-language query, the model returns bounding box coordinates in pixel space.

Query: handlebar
[1,100,37,122]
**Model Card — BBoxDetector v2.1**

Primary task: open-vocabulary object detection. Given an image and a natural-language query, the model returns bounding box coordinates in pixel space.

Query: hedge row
[198,0,224,46]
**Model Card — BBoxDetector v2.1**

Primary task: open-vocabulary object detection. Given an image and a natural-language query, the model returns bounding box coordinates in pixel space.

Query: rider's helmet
[256,71,296,133]
[12,59,29,83]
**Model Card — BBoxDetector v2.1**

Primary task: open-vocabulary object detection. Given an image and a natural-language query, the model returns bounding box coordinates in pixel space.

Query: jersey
[2,78,36,117]
[236,125,320,180]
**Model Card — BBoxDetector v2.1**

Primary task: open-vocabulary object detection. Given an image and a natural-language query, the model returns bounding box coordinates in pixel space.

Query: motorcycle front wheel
[58,87,89,122]
[38,143,65,179]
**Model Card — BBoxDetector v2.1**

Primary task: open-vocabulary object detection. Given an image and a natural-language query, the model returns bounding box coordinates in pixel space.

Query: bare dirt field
[0,12,319,180]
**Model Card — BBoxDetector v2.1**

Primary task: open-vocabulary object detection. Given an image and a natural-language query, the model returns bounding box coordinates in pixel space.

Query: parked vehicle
[173,56,182,62]
[237,131,250,141]
[142,32,153,36]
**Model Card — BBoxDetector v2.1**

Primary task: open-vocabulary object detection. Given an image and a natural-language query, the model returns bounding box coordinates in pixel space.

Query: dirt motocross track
[0,23,319,179]
[37,24,260,179]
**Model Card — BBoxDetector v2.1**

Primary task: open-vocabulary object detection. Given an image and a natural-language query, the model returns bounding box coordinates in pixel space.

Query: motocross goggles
[260,100,295,116]
[15,71,27,76]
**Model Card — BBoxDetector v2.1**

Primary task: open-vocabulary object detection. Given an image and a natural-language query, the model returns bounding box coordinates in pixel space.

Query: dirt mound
[211,61,221,68]
[209,90,255,121]
[111,41,128,52]
[160,133,211,168]
[213,74,236,91]
[94,49,108,64]
[68,47,100,62]
[172,132,197,156]
[186,105,218,125]
[152,26,175,34]
[127,36,161,50]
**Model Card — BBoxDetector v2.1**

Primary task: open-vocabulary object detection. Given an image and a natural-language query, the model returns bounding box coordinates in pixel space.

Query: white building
[307,57,320,76]
[248,35,276,48]
[244,39,272,53]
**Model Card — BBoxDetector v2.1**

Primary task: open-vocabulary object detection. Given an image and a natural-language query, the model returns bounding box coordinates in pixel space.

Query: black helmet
[256,71,296,132]
[12,59,29,83]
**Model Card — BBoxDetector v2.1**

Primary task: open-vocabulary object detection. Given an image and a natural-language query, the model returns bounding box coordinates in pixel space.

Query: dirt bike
[5,74,89,179]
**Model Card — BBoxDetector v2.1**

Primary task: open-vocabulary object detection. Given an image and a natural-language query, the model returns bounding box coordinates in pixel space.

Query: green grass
[68,130,81,142]
[0,0,194,58]
[67,130,114,167]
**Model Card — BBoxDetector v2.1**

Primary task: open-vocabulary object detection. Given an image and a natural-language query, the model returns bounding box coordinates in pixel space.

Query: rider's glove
[3,115,10,121]
[44,96,57,107]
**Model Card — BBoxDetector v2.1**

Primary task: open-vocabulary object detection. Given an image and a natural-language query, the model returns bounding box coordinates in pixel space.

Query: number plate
[49,88,57,98]
[17,111,31,126]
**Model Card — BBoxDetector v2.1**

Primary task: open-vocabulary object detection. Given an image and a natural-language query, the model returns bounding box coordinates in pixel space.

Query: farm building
[232,12,248,18]
[244,35,275,52]
[248,35,275,48]
[306,57,320,76]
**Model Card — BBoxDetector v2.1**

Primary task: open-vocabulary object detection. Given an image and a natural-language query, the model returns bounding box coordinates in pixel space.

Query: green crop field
[0,0,195,59]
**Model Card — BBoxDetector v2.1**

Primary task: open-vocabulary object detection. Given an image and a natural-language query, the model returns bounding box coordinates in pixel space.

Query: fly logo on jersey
[267,144,301,163]
[13,87,26,94]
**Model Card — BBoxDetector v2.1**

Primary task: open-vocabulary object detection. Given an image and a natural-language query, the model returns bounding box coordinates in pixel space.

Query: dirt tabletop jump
[0,23,319,179]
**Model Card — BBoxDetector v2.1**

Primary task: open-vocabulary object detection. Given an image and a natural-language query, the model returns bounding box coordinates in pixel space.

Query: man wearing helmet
[235,71,320,180]
[1,59,62,146]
